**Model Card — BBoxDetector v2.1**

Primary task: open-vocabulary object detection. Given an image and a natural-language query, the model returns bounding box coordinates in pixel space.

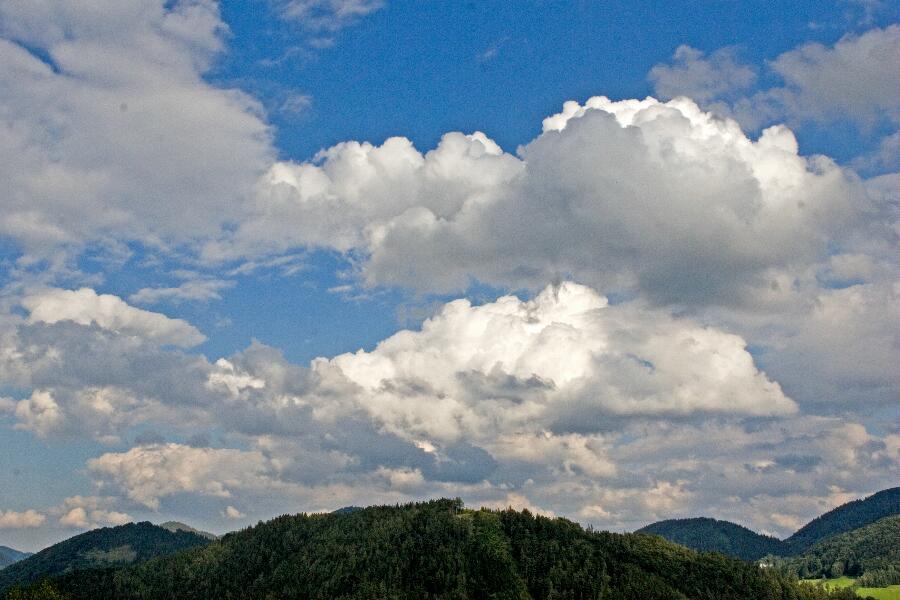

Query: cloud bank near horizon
[0,282,895,539]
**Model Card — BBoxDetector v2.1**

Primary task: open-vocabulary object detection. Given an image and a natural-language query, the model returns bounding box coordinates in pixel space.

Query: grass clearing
[856,586,900,600]
[802,576,857,590]
[801,578,900,599]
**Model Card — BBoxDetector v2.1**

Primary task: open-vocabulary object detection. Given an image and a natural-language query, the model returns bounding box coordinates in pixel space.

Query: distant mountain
[784,487,900,553]
[0,522,211,592]
[159,521,217,541]
[777,514,900,584]
[6,499,848,600]
[637,487,900,562]
[331,506,363,514]
[0,547,31,570]
[636,517,786,561]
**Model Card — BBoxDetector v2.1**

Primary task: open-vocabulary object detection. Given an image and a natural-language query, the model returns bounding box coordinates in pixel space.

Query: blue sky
[0,0,897,551]
[221,0,897,162]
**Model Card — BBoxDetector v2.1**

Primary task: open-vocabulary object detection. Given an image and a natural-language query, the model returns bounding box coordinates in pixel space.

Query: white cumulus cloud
[10,390,64,438]
[764,25,900,126]
[0,0,273,258]
[651,25,900,131]
[649,45,757,103]
[23,288,206,347]
[218,97,870,307]
[0,509,46,528]
[57,496,132,529]
[88,443,277,509]
[323,282,796,446]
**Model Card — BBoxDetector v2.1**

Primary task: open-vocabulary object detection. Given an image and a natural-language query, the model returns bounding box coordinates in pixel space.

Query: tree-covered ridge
[7,499,864,600]
[0,548,31,571]
[636,517,786,561]
[637,487,900,562]
[0,522,210,592]
[772,515,900,584]
[784,488,900,554]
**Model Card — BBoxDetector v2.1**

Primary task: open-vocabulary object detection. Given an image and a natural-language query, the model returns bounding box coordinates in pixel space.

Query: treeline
[857,566,900,588]
[1,499,870,600]
[770,515,900,580]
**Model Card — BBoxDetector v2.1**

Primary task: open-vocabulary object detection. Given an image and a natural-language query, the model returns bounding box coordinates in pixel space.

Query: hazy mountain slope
[23,499,860,600]
[331,506,363,514]
[785,487,900,553]
[159,521,217,541]
[0,547,31,570]
[636,517,787,561]
[0,522,211,592]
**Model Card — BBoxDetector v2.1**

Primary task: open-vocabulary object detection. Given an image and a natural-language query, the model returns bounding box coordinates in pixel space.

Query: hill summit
[636,517,786,561]
[159,521,217,541]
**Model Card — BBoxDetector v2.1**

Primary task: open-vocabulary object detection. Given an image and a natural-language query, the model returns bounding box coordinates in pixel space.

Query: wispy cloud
[278,0,385,32]
[129,279,235,306]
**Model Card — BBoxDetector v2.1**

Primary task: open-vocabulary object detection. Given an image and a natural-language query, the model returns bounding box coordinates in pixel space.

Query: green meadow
[856,586,900,600]
[803,578,900,600]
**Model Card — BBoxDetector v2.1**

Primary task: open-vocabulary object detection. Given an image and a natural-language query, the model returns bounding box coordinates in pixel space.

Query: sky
[0,0,898,551]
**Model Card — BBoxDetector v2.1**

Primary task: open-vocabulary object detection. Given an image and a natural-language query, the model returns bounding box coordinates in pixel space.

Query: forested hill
[636,517,786,561]
[0,522,210,592]
[637,487,900,561]
[11,499,861,600]
[775,515,900,585]
[0,547,31,570]
[784,487,900,553]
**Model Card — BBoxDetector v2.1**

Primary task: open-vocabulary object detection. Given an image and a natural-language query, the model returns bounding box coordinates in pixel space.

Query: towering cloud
[221,97,872,308]
[321,282,796,445]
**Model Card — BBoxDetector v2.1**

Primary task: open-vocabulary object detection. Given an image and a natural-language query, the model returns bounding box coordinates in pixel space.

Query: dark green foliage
[636,518,786,561]
[0,548,32,571]
[774,515,900,580]
[4,499,868,600]
[784,488,900,554]
[0,522,210,592]
[498,508,607,598]
[4,581,71,600]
